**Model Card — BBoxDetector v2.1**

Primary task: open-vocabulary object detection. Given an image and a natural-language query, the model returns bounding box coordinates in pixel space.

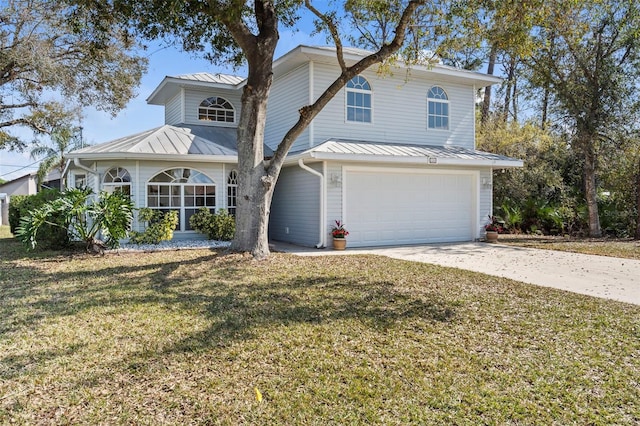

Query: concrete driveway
[273,242,640,306]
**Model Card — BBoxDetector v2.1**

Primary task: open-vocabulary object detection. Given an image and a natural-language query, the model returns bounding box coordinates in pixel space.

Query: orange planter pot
[485,231,498,243]
[333,238,347,250]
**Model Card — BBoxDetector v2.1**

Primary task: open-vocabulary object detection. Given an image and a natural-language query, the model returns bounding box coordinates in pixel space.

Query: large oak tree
[74,0,436,258]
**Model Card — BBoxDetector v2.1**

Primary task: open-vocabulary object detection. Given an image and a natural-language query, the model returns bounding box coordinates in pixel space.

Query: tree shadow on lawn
[0,248,456,384]
[168,270,456,354]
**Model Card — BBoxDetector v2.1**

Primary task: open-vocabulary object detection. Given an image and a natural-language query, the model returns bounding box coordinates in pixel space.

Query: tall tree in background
[0,0,147,151]
[527,0,640,238]
[73,0,435,258]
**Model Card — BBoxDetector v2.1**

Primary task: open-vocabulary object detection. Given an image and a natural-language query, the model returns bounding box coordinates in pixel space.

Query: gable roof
[273,45,503,87]
[147,45,502,106]
[147,73,244,105]
[66,125,239,162]
[289,139,523,168]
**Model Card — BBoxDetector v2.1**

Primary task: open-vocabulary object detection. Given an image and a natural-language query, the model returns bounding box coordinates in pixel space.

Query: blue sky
[0,15,325,182]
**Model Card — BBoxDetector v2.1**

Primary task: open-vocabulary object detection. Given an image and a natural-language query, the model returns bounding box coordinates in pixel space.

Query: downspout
[73,158,96,175]
[298,158,326,248]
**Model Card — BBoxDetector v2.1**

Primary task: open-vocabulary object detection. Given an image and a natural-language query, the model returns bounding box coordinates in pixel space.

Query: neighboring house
[0,170,62,226]
[64,45,522,247]
[0,169,62,197]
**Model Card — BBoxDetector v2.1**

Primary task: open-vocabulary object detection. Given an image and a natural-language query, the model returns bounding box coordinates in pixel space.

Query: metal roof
[67,125,238,159]
[173,73,245,85]
[291,139,523,168]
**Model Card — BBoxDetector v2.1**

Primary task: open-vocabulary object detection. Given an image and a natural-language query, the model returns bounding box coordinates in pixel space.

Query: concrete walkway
[272,241,640,306]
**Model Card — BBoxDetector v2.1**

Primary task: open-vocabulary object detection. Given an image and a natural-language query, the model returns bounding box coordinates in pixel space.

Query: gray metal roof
[172,73,245,85]
[67,124,274,160]
[291,139,522,167]
[68,125,238,158]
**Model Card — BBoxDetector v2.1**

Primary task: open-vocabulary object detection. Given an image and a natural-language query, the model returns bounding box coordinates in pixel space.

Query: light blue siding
[164,92,183,125]
[310,62,476,149]
[479,168,494,238]
[264,64,311,152]
[182,89,241,127]
[269,163,321,246]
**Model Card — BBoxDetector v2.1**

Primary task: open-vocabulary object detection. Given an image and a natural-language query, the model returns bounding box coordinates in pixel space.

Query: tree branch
[0,118,49,133]
[304,0,346,71]
[267,0,426,176]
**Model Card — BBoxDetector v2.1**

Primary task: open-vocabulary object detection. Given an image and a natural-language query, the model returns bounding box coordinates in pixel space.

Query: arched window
[103,167,131,196]
[198,96,235,123]
[147,168,216,231]
[427,86,449,130]
[346,75,372,123]
[227,170,238,216]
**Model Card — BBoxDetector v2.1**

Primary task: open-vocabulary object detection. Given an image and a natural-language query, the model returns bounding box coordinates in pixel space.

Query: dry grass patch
[499,234,640,260]
[1,226,639,424]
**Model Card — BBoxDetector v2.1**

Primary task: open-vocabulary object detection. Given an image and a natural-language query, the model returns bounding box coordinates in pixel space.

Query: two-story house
[64,45,522,248]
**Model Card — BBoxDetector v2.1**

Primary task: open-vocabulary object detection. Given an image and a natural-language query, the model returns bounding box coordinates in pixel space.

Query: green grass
[500,234,640,260]
[1,225,639,424]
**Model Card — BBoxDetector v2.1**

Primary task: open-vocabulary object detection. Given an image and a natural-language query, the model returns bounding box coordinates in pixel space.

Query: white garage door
[345,170,475,247]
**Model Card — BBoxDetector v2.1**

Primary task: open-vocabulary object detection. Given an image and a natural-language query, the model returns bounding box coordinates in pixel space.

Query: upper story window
[346,75,372,123]
[198,96,235,123]
[103,167,131,196]
[427,86,449,130]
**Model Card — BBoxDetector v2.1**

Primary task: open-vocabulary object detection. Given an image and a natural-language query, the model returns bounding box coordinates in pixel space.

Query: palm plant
[17,188,134,253]
[29,127,82,189]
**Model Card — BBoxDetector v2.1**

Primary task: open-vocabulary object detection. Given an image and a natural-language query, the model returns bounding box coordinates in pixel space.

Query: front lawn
[1,226,639,424]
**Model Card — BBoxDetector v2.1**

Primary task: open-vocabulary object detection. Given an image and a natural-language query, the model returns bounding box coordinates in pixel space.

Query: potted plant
[331,220,349,250]
[484,215,503,243]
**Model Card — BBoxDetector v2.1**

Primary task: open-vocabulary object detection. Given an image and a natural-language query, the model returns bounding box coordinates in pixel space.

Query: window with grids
[427,86,449,130]
[103,167,131,196]
[227,170,238,216]
[346,75,372,123]
[198,97,235,123]
[147,168,216,231]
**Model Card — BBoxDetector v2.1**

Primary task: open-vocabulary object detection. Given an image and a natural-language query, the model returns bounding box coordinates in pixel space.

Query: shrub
[189,208,235,241]
[16,188,134,252]
[9,189,69,249]
[129,208,179,244]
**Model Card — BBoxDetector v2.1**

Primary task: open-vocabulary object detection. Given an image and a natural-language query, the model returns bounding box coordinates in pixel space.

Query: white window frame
[74,173,87,189]
[198,96,235,123]
[345,75,373,124]
[103,167,131,196]
[147,168,216,232]
[427,86,450,131]
[227,169,238,216]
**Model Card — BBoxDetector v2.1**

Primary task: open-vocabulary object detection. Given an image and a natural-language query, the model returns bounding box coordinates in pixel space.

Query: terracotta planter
[333,238,347,250]
[485,231,498,243]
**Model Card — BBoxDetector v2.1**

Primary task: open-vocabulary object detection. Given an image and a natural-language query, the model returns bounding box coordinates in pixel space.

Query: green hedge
[8,189,69,248]
[189,207,235,241]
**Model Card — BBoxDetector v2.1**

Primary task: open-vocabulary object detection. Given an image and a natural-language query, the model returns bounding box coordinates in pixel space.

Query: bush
[9,189,69,249]
[189,208,235,241]
[129,208,179,244]
[16,188,134,252]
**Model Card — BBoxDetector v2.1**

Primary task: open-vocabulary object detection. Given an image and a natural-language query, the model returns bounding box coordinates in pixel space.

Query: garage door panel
[346,171,474,247]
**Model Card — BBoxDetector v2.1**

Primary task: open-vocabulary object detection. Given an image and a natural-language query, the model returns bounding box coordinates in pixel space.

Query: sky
[0,15,326,182]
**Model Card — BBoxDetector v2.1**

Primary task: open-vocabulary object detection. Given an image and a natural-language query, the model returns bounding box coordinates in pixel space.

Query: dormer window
[198,97,235,123]
[427,86,449,130]
[346,75,372,123]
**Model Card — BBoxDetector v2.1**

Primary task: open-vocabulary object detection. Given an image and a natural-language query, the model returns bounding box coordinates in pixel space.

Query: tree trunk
[635,157,640,240]
[503,56,517,122]
[481,45,497,125]
[583,142,602,237]
[226,2,279,259]
[230,64,276,259]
